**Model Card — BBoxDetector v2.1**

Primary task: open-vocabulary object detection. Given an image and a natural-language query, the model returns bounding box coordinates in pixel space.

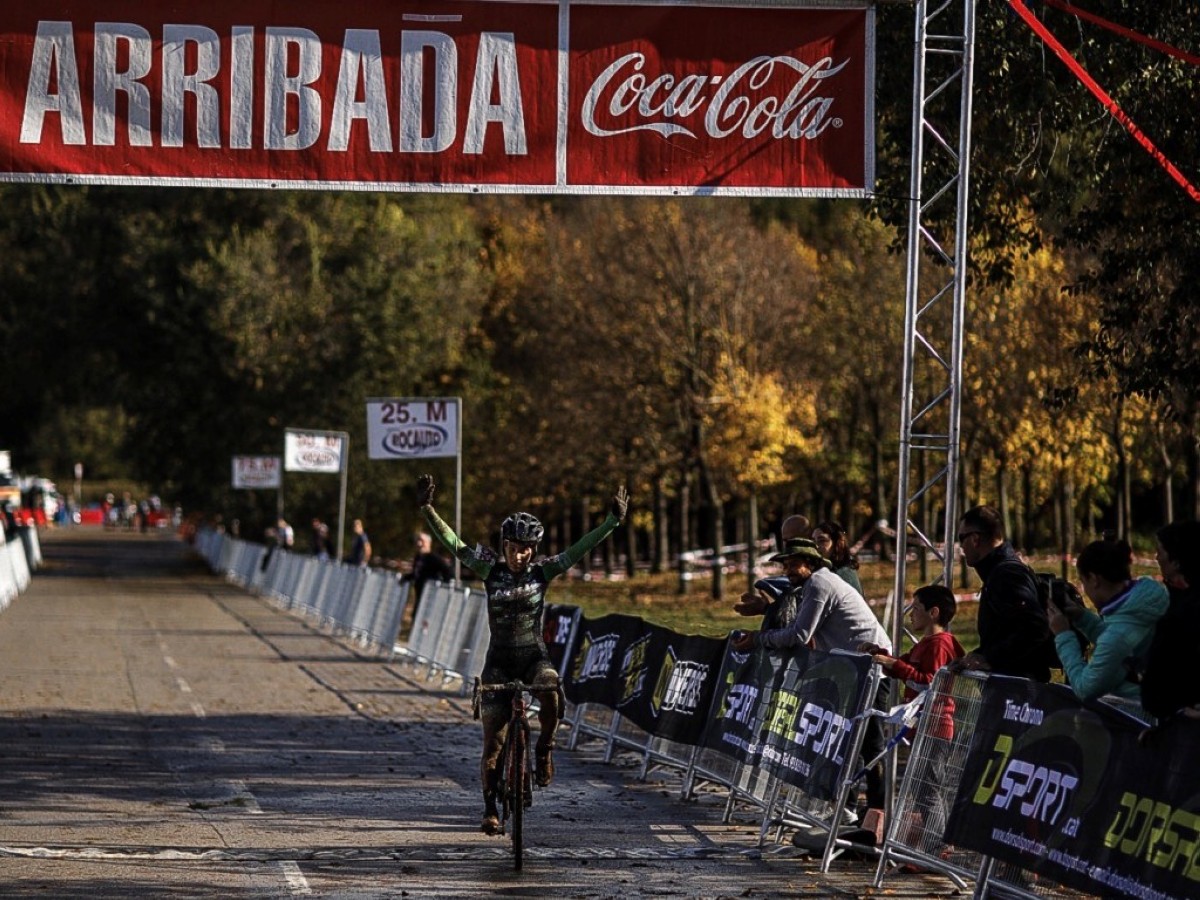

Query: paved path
[0,529,960,898]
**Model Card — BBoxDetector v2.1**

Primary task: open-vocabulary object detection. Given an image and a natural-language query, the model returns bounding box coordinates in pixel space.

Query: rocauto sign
[0,1,874,196]
[283,428,346,473]
[365,398,459,460]
[231,454,281,489]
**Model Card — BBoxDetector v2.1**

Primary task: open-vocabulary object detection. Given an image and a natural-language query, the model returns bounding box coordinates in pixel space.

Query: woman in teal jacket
[1049,536,1168,703]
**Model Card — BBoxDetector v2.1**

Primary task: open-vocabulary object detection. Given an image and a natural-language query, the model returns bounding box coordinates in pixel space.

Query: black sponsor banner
[945,676,1200,900]
[613,625,726,745]
[700,644,872,795]
[701,644,788,765]
[560,612,725,745]
[542,603,581,672]
[762,650,872,798]
[562,613,645,706]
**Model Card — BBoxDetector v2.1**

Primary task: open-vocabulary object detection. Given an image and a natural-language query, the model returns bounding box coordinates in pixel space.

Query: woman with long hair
[811,520,863,597]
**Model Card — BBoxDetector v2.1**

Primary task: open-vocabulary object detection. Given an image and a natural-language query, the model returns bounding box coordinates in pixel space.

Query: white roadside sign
[365,398,460,460]
[231,455,282,490]
[284,429,346,473]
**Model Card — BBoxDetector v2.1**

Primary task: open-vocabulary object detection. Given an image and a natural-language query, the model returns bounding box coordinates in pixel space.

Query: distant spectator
[1050,536,1167,703]
[812,520,864,597]
[952,505,1056,682]
[261,526,278,571]
[276,517,294,549]
[349,519,372,567]
[405,531,452,615]
[311,518,333,561]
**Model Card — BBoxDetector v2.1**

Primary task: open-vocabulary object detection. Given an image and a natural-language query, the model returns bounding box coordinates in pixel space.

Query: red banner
[0,2,873,196]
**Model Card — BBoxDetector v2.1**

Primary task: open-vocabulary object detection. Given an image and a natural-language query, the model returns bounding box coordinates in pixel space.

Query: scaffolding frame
[891,0,976,630]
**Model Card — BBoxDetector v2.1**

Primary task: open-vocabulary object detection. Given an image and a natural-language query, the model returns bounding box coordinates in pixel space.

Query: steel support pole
[888,0,976,811]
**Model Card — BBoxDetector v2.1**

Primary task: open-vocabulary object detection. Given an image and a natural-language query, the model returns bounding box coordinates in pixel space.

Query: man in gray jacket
[731,538,891,813]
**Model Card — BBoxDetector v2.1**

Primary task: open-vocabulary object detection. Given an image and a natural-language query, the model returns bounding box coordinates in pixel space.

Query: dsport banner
[0,1,875,196]
[703,643,872,796]
[945,676,1200,900]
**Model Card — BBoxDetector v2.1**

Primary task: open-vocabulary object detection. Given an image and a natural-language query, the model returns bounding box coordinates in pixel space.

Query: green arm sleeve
[540,512,620,580]
[421,504,493,581]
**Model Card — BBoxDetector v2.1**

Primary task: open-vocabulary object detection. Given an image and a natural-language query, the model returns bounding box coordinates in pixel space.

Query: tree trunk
[1021,464,1034,553]
[652,476,668,574]
[578,496,591,578]
[707,488,724,601]
[1062,467,1075,580]
[996,458,1010,540]
[746,491,759,593]
[1156,422,1175,525]
[676,468,691,595]
[1186,408,1200,521]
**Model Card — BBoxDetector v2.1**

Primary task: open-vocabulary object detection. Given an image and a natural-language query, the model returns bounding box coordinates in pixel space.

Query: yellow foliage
[703,357,822,491]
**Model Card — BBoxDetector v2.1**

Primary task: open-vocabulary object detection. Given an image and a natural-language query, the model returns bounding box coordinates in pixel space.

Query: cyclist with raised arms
[416,473,629,835]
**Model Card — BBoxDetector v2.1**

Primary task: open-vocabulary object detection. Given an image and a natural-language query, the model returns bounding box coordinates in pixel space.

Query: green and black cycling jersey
[420,504,620,654]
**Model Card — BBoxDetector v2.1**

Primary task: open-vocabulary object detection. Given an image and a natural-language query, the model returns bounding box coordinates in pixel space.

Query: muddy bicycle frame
[472,676,564,870]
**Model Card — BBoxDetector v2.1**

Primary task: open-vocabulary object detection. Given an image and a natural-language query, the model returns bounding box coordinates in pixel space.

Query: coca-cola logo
[582,52,848,141]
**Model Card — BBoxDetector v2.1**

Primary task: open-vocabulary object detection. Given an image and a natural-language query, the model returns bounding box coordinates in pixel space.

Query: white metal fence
[0,526,40,610]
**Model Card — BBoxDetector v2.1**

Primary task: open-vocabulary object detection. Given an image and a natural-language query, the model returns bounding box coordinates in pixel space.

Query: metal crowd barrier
[873,669,1153,898]
[194,530,410,655]
[0,535,33,609]
[873,669,985,889]
[759,659,885,871]
[394,580,490,692]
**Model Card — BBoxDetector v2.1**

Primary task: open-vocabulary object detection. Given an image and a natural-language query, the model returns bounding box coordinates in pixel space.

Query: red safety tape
[1042,0,1200,67]
[1008,0,1200,204]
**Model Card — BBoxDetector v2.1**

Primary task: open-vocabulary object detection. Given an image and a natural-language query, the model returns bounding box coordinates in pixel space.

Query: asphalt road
[0,529,961,898]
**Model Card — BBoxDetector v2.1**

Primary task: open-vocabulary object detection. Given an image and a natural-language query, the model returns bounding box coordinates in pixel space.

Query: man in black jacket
[954,505,1056,682]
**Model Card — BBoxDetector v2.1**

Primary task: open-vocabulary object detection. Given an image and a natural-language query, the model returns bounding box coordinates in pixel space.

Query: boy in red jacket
[860,584,964,845]
[864,584,964,697]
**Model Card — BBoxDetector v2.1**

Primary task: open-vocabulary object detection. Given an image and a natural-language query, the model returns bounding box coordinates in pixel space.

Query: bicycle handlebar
[471,676,564,720]
[475,677,561,693]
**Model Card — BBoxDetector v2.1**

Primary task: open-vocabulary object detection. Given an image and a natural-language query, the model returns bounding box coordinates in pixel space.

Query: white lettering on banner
[1002,699,1046,725]
[94,23,153,147]
[577,634,618,681]
[265,28,322,150]
[793,702,851,765]
[463,32,526,154]
[582,52,847,141]
[20,22,85,144]
[400,30,457,153]
[661,660,708,714]
[330,29,393,152]
[724,683,758,726]
[162,25,222,148]
[20,21,529,155]
[993,759,1078,826]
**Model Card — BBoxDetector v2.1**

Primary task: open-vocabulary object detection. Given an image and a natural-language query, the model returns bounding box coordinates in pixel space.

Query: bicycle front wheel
[509,724,526,869]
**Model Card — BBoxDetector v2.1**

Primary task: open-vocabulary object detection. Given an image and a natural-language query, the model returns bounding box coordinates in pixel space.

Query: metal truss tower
[890,0,977,647]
